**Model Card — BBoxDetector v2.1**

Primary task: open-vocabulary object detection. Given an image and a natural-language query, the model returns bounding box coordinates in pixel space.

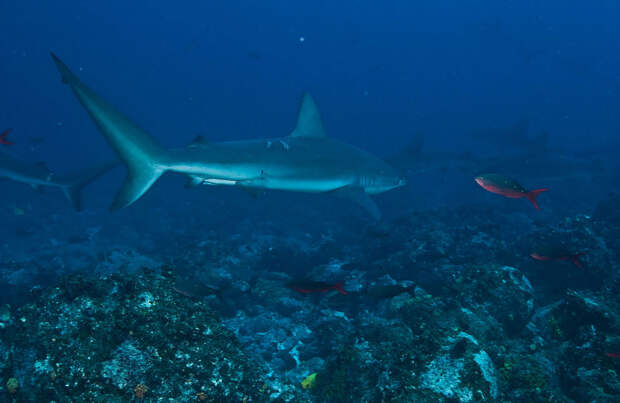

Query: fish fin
[289,93,326,138]
[51,52,170,210]
[58,161,119,211]
[333,281,347,295]
[570,252,586,269]
[526,188,549,211]
[186,135,209,148]
[0,128,13,145]
[331,185,381,220]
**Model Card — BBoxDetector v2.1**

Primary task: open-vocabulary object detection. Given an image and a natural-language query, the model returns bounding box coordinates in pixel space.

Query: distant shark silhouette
[50,53,405,219]
[0,150,116,211]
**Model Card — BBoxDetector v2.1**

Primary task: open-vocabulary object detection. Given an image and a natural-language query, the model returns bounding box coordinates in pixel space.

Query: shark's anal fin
[289,93,326,138]
[331,185,381,220]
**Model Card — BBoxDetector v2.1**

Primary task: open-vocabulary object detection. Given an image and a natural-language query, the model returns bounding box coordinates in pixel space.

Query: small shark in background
[390,130,612,188]
[468,119,550,155]
[388,133,476,177]
[0,150,117,211]
[51,53,405,219]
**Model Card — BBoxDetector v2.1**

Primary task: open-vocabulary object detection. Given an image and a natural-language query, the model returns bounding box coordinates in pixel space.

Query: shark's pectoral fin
[331,186,381,220]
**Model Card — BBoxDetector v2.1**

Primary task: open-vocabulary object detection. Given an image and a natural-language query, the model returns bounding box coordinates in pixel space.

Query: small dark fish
[0,128,14,145]
[530,245,585,269]
[475,173,548,210]
[287,280,347,295]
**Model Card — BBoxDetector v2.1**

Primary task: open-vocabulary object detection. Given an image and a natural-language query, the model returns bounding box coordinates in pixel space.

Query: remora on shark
[0,150,116,211]
[51,53,405,219]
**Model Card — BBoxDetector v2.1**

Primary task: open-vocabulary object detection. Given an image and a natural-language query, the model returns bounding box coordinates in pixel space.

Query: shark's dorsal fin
[186,135,209,149]
[36,161,51,172]
[289,93,326,138]
[192,135,208,145]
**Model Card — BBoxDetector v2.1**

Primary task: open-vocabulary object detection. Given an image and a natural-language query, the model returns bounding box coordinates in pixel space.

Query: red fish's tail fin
[571,252,586,269]
[0,128,13,145]
[333,281,347,295]
[526,188,549,210]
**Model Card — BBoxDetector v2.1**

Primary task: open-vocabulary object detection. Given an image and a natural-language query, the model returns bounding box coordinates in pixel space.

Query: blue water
[1,1,619,401]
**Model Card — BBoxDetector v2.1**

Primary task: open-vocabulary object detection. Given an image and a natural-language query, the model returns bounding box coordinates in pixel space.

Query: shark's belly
[258,176,353,193]
[177,158,357,193]
[195,173,352,193]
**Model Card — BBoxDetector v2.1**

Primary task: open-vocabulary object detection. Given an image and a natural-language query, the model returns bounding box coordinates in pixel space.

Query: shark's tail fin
[51,52,170,210]
[58,161,120,211]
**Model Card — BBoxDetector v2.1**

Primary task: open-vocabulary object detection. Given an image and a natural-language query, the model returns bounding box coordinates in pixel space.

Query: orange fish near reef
[530,245,585,269]
[475,173,548,210]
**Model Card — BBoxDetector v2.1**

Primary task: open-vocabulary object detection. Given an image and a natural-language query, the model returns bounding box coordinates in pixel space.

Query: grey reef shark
[50,52,405,219]
[0,150,116,211]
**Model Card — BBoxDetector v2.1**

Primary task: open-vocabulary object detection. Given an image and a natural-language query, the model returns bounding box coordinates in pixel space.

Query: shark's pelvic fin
[289,93,326,138]
[51,52,170,210]
[184,175,203,188]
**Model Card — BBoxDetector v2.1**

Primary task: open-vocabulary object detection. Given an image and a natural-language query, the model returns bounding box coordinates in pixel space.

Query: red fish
[475,173,548,210]
[0,128,13,145]
[530,245,585,269]
[605,352,620,358]
[287,280,347,295]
